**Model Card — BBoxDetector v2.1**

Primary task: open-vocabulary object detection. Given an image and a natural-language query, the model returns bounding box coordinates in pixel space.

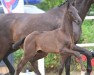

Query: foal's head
[67,3,82,24]
[60,0,82,24]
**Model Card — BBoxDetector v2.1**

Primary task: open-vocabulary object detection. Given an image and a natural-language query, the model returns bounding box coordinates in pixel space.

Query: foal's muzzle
[74,19,82,25]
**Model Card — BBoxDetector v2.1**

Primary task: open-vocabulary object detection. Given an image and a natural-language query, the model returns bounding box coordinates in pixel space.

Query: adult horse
[0,0,93,75]
[14,2,84,75]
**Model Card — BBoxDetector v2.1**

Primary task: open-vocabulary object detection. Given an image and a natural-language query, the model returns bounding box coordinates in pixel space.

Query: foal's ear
[67,0,76,9]
[67,0,76,6]
[67,2,71,9]
[67,2,70,9]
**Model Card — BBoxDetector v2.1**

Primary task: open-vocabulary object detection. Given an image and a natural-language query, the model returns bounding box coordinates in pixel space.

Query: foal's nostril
[78,20,82,25]
[74,19,82,25]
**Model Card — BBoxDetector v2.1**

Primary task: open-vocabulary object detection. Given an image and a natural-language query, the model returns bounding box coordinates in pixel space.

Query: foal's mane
[58,0,68,7]
[58,0,75,7]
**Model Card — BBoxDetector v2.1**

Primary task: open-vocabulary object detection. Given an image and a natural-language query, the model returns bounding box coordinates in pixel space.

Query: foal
[14,2,85,75]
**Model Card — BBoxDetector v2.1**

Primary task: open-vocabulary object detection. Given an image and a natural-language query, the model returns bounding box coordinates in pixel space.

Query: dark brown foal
[14,1,85,75]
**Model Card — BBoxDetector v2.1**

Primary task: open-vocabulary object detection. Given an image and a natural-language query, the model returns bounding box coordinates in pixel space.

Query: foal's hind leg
[15,52,37,75]
[15,56,29,75]
[15,43,37,75]
[29,51,48,75]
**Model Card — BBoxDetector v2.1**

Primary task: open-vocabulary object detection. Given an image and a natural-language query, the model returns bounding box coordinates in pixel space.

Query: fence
[85,16,94,19]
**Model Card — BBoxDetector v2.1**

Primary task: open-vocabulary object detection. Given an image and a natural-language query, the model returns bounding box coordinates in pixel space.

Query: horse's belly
[12,19,58,42]
[0,37,12,60]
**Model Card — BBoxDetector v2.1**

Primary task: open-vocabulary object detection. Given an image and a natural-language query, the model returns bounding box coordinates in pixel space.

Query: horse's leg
[59,55,71,75]
[73,45,92,75]
[3,57,15,75]
[29,51,48,75]
[15,39,38,75]
[30,61,41,75]
[60,48,85,71]
[15,56,29,75]
[65,56,71,75]
[58,55,69,75]
[92,51,94,57]
[31,51,48,62]
[86,56,92,75]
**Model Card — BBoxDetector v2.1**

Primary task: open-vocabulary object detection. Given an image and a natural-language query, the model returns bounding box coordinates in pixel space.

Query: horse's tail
[12,37,26,50]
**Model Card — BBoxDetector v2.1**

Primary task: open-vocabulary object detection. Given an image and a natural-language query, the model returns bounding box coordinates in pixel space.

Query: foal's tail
[12,37,26,50]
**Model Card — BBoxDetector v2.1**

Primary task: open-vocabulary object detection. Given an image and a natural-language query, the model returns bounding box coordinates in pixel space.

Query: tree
[37,0,64,11]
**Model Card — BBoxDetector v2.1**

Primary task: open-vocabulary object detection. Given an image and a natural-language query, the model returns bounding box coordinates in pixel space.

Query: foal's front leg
[58,56,71,75]
[64,45,92,75]
[73,45,92,75]
[58,54,69,75]
[59,48,85,75]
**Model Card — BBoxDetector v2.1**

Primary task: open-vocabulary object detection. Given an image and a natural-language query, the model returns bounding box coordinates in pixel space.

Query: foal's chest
[56,31,74,49]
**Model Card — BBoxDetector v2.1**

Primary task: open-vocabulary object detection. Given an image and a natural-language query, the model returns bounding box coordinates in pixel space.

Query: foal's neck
[60,13,73,36]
